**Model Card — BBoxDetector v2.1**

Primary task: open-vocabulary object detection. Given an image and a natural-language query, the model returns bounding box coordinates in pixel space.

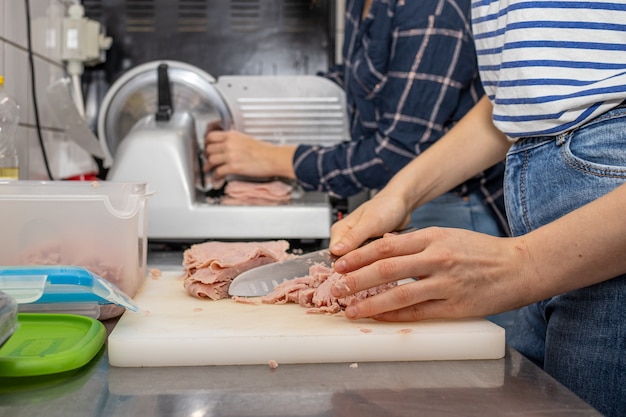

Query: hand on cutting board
[331,182,626,322]
[329,191,412,257]
[330,227,533,321]
[204,129,297,181]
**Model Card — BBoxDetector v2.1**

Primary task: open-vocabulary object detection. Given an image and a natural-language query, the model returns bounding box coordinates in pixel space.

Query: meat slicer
[97,61,349,241]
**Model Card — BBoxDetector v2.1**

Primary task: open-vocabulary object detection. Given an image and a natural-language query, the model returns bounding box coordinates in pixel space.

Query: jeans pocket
[559,107,626,178]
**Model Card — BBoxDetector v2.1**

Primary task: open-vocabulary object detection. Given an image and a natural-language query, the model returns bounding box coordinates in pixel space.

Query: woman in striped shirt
[328,1,626,415]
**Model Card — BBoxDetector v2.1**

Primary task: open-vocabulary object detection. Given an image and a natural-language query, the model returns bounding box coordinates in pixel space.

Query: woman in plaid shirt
[205,0,507,236]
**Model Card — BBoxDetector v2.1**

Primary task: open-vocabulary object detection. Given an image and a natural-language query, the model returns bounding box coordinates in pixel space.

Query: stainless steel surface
[0,251,602,416]
[228,248,334,296]
[0,344,601,416]
[215,75,349,146]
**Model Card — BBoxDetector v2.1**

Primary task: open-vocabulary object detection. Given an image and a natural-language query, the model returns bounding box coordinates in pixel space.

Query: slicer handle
[155,63,173,121]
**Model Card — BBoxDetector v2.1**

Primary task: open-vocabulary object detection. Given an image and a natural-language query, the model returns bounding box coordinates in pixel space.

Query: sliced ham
[221,180,293,206]
[182,240,291,300]
[260,263,396,313]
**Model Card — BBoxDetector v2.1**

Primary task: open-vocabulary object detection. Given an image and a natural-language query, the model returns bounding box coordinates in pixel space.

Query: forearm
[517,182,626,302]
[377,96,511,211]
[270,145,297,179]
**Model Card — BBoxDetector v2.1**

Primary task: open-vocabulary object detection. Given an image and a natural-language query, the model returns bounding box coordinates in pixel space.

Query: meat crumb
[334,277,351,292]
[268,359,279,369]
[144,310,151,316]
[149,268,162,279]
[349,363,358,369]
[360,328,373,334]
[232,296,258,305]
[397,328,413,334]
[193,307,203,312]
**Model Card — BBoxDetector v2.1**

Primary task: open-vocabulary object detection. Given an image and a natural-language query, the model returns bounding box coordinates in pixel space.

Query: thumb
[329,221,371,256]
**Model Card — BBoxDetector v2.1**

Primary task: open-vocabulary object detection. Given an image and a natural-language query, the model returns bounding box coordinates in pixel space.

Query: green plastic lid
[0,313,106,377]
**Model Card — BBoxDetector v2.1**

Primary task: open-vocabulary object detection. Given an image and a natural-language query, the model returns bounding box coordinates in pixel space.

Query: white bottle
[0,75,20,180]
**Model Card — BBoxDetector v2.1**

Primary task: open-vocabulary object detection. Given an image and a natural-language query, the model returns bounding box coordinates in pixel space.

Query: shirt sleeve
[319,64,345,89]
[294,0,484,199]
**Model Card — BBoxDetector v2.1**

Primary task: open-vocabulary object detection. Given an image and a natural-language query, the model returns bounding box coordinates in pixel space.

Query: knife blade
[227,249,335,297]
[228,227,417,297]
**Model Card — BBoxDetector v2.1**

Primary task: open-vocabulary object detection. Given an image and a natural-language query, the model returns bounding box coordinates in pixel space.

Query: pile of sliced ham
[182,240,292,300]
[220,180,293,206]
[260,263,397,314]
[182,240,396,312]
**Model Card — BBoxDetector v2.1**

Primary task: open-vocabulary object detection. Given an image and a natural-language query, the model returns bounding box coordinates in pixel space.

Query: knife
[228,227,416,297]
[227,249,335,297]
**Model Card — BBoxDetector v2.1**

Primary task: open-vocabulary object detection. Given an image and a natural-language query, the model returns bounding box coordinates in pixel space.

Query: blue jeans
[408,191,502,235]
[505,105,626,417]
[408,191,518,330]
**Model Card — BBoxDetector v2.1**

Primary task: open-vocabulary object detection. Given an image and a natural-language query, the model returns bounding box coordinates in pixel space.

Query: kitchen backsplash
[1,0,347,181]
[0,0,98,180]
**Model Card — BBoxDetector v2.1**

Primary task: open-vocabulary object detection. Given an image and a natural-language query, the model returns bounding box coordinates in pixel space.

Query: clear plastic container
[0,290,17,348]
[0,181,151,319]
[0,75,20,180]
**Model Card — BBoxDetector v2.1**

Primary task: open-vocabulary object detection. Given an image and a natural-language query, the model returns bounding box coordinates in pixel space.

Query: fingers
[204,120,223,136]
[205,129,227,144]
[331,228,518,322]
[342,279,451,321]
[204,131,234,176]
[329,196,412,257]
[329,208,388,256]
[329,223,369,257]
[204,143,228,177]
[333,229,426,274]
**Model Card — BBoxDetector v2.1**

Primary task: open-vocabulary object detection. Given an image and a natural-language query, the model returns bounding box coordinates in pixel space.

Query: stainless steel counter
[0,250,603,417]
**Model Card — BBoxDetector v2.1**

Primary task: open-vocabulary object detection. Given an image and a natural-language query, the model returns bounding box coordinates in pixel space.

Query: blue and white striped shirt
[471,0,626,139]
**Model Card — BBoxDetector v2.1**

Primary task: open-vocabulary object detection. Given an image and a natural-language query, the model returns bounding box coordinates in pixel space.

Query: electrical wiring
[24,0,54,180]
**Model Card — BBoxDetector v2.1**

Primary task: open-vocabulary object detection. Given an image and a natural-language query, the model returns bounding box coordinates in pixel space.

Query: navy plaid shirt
[293,0,508,234]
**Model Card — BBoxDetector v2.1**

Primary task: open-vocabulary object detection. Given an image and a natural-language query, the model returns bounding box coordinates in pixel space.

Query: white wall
[0,0,97,180]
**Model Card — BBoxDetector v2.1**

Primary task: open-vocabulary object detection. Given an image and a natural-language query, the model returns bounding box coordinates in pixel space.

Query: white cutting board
[108,271,505,367]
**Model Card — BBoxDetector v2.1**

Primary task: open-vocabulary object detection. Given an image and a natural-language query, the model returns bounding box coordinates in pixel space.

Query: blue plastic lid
[0,266,139,315]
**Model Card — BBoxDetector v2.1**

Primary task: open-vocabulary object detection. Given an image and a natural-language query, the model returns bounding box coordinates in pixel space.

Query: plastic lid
[0,291,17,348]
[0,266,139,315]
[0,346,103,405]
[0,75,4,85]
[0,313,106,377]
